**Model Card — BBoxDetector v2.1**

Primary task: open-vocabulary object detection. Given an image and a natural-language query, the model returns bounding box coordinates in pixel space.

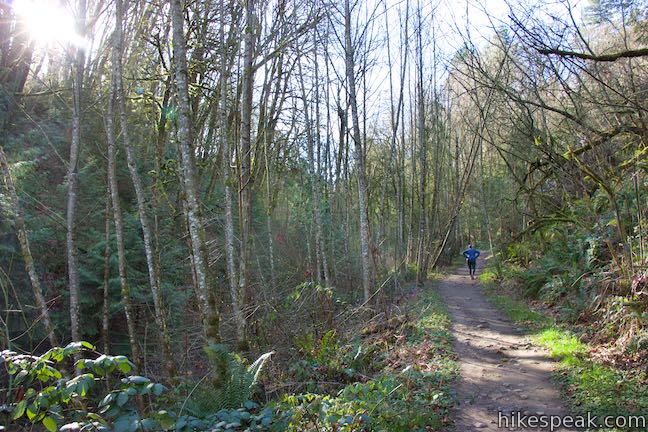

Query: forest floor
[438,256,572,431]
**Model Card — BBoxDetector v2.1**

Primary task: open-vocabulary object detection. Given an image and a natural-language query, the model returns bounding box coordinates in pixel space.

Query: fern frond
[248,350,275,385]
[199,345,275,410]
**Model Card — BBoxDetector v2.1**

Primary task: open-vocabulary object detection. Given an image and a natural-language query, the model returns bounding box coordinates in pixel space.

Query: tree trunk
[67,0,86,346]
[297,52,329,289]
[170,0,220,345]
[379,0,409,269]
[313,38,331,288]
[220,0,245,345]
[415,7,427,286]
[406,89,416,264]
[113,0,175,379]
[264,142,276,288]
[398,47,408,270]
[423,31,440,275]
[105,76,141,371]
[102,189,111,354]
[344,0,372,303]
[237,0,256,345]
[0,146,58,348]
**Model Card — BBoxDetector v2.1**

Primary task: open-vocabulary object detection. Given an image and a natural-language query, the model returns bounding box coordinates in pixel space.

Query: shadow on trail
[437,259,574,431]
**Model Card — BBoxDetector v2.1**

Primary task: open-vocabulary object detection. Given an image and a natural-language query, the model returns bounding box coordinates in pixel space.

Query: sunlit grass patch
[535,328,588,359]
[415,288,453,332]
[479,268,498,282]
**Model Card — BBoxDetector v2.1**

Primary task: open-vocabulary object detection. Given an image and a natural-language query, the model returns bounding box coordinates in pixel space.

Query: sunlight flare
[12,0,87,48]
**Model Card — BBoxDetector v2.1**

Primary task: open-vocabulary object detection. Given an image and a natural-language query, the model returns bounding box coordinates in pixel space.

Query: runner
[462,244,480,280]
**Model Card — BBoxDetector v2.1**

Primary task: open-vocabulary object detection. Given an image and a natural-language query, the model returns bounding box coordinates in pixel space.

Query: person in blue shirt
[463,244,480,280]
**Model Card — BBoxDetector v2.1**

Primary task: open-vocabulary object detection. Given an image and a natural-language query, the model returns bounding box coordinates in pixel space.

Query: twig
[178,371,212,418]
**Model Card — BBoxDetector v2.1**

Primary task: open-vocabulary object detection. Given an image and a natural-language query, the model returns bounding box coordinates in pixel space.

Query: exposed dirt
[438,256,573,431]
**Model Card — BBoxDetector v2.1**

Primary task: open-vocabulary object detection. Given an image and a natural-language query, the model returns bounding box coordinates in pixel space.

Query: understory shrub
[1,343,278,431]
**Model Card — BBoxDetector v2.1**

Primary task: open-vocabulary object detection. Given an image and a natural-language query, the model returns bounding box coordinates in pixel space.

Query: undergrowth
[481,264,648,432]
[1,276,458,431]
[274,280,459,431]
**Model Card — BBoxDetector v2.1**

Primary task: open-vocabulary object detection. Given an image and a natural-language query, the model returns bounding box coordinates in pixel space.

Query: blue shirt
[463,247,480,261]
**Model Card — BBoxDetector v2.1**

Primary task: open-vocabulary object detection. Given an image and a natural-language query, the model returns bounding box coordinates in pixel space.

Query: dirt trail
[438,256,572,431]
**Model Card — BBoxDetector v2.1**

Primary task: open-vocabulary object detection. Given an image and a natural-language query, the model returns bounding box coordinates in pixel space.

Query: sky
[353,0,586,130]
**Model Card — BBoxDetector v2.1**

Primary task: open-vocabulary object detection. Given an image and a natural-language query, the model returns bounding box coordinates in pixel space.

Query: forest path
[438,256,572,431]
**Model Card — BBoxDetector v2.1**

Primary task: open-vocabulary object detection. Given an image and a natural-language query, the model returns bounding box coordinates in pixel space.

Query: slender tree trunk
[67,0,86,345]
[105,76,141,371]
[220,0,245,344]
[313,39,331,287]
[153,75,172,329]
[324,31,337,283]
[170,0,220,345]
[377,0,393,248]
[113,0,175,378]
[398,47,407,270]
[264,141,276,286]
[344,0,372,303]
[415,7,427,285]
[423,32,440,274]
[258,52,288,292]
[237,0,256,343]
[479,142,494,253]
[262,56,289,279]
[102,189,111,354]
[297,53,328,289]
[0,147,58,347]
[406,86,416,264]
[379,0,409,267]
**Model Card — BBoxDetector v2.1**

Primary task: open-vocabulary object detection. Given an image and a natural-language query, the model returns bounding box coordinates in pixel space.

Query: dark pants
[467,259,476,276]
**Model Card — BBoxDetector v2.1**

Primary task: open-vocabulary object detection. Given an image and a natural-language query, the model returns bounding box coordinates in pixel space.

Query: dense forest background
[0,0,646,429]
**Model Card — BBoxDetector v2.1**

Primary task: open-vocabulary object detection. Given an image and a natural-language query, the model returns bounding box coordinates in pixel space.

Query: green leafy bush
[172,401,289,432]
[1,343,283,432]
[0,342,169,431]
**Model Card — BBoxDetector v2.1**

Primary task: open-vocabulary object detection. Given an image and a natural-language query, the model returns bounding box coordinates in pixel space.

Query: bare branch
[537,47,648,62]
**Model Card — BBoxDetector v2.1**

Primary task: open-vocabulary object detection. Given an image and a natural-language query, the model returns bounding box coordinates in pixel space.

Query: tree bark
[67,0,86,346]
[237,0,256,344]
[113,0,175,378]
[105,73,141,372]
[170,0,220,345]
[344,0,372,303]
